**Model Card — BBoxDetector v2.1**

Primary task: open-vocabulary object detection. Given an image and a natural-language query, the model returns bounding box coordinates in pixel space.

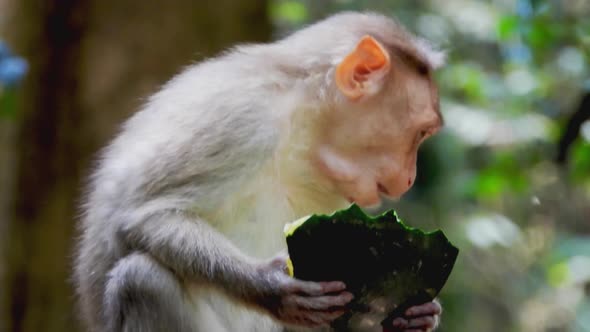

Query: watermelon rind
[284,204,459,331]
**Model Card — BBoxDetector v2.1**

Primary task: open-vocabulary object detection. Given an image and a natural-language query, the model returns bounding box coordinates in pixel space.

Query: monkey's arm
[118,208,259,294]
[117,207,352,327]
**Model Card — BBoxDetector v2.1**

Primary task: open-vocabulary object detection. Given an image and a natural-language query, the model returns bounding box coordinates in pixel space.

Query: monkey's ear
[335,35,391,101]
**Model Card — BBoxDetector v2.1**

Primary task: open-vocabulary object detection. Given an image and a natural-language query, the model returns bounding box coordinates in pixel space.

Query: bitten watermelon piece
[284,204,459,331]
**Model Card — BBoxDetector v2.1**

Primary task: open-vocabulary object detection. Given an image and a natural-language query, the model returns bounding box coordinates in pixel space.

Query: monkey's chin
[380,193,401,203]
[350,195,384,210]
[355,194,400,214]
[357,200,382,210]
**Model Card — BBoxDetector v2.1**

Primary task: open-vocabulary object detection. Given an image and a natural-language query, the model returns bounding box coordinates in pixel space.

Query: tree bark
[0,1,271,331]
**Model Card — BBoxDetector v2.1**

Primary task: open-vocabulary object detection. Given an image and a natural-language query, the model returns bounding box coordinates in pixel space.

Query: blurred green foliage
[270,0,308,24]
[271,0,590,331]
[0,90,16,118]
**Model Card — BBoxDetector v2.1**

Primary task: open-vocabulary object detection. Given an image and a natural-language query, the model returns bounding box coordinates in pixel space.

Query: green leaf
[269,1,307,24]
[0,89,17,119]
[570,140,590,181]
[440,64,486,103]
[285,204,459,330]
[547,261,569,287]
[497,15,519,41]
[526,18,559,50]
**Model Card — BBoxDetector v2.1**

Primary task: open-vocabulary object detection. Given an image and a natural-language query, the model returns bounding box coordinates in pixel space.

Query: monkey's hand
[254,255,354,328]
[384,300,442,332]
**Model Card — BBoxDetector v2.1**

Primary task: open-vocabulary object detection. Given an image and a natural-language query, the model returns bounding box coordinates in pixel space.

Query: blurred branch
[556,92,590,164]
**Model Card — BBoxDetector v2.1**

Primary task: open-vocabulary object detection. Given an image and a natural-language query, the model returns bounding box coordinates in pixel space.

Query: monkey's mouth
[345,183,398,208]
[377,183,401,202]
[377,183,389,195]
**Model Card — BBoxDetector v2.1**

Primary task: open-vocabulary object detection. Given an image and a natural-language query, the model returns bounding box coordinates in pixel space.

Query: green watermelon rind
[284,203,447,240]
[284,203,459,329]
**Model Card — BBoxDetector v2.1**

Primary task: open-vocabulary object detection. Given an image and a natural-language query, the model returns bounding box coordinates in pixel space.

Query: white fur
[75,12,442,332]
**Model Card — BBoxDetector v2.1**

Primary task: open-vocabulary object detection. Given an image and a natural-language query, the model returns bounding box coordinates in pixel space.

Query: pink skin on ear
[335,35,391,101]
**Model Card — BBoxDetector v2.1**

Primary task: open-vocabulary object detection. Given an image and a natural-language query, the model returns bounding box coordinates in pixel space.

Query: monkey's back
[73,50,290,330]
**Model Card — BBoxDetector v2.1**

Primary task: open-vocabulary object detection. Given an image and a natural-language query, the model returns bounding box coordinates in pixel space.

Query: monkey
[74,12,445,332]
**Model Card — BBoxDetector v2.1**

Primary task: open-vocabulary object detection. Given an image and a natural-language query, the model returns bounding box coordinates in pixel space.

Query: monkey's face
[312,35,442,208]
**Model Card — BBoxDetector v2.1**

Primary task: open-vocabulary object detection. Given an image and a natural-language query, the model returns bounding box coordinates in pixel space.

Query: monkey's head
[303,15,444,208]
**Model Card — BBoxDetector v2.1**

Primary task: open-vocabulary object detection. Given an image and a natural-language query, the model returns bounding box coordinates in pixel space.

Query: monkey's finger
[318,281,349,294]
[288,280,346,296]
[407,316,436,329]
[305,309,347,325]
[287,292,353,310]
[405,301,441,317]
[269,254,289,270]
[391,317,408,329]
[285,279,321,295]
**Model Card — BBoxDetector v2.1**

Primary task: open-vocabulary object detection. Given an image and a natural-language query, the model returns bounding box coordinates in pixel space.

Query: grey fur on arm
[117,208,266,301]
[114,205,353,327]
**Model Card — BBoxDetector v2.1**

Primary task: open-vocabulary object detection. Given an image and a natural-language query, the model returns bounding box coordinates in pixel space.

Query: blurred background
[0,0,588,331]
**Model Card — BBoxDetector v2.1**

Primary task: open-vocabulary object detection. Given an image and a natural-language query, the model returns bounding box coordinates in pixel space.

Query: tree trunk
[0,1,271,331]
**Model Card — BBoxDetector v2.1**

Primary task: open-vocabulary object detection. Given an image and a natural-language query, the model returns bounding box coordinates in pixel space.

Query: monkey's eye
[417,64,429,76]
